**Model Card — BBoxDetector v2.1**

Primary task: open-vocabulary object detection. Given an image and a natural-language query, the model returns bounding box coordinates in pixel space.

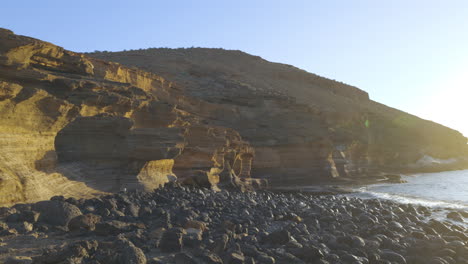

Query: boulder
[264,229,291,245]
[68,214,102,231]
[380,250,407,264]
[32,201,82,226]
[447,212,464,222]
[174,252,197,264]
[117,237,147,264]
[184,220,207,231]
[159,228,185,252]
[95,220,130,236]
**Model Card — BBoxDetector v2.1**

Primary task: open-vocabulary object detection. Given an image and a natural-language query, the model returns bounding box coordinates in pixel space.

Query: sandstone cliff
[0,29,467,205]
[89,48,468,184]
[0,29,257,205]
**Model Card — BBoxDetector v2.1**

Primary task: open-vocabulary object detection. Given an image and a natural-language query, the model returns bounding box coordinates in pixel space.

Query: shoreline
[0,183,467,263]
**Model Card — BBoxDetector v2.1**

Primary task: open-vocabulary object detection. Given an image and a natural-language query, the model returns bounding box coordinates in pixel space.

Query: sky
[2,0,467,136]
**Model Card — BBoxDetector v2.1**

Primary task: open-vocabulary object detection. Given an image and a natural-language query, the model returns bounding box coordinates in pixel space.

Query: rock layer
[0,29,255,205]
[90,48,468,184]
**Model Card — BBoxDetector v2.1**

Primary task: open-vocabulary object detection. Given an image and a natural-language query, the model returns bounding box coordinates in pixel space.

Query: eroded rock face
[90,48,468,185]
[0,28,255,205]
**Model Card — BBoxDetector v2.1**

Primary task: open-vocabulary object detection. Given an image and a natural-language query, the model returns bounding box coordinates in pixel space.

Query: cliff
[0,29,466,205]
[89,48,468,183]
[0,29,258,205]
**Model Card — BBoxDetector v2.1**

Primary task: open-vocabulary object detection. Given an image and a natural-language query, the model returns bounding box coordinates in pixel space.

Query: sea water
[348,169,468,210]
[346,169,468,225]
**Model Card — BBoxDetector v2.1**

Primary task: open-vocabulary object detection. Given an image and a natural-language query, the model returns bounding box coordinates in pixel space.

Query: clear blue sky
[2,0,467,136]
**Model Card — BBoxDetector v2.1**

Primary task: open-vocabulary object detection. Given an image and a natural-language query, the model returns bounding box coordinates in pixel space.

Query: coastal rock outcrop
[0,28,255,205]
[90,47,468,185]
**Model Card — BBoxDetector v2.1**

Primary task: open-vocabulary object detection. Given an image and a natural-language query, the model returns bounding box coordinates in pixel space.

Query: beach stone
[4,256,33,264]
[429,220,451,234]
[138,206,152,218]
[183,228,203,248]
[68,214,101,231]
[0,207,15,217]
[256,254,276,264]
[283,213,303,223]
[411,231,427,239]
[336,235,366,249]
[438,248,457,258]
[208,233,228,254]
[339,254,364,263]
[159,228,185,252]
[95,220,129,235]
[359,213,377,225]
[0,221,8,231]
[195,250,223,264]
[228,252,245,264]
[20,211,40,223]
[118,237,147,264]
[175,252,197,264]
[380,250,407,264]
[291,245,324,262]
[11,221,33,233]
[184,219,207,231]
[33,200,82,226]
[125,203,140,217]
[423,226,439,236]
[31,240,96,263]
[350,235,366,248]
[195,250,224,264]
[5,213,21,223]
[459,211,468,218]
[428,257,450,264]
[447,230,468,241]
[447,212,464,222]
[264,229,291,245]
[0,228,18,237]
[148,227,166,240]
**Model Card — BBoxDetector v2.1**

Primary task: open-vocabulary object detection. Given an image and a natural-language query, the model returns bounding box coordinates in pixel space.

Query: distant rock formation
[0,28,466,204]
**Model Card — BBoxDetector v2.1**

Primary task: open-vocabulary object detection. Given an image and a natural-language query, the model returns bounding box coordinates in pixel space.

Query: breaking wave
[347,169,468,210]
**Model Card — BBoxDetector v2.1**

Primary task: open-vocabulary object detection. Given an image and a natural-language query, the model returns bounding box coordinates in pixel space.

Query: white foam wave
[349,188,467,210]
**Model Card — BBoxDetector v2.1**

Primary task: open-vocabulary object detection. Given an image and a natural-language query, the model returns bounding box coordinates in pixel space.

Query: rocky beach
[1,183,467,264]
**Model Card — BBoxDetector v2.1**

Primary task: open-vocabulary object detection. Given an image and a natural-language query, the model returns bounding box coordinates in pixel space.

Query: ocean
[348,169,468,210]
[345,169,468,226]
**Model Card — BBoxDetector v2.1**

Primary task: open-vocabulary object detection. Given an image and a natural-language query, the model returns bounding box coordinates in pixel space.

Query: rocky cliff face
[0,29,257,205]
[0,29,466,204]
[89,48,468,184]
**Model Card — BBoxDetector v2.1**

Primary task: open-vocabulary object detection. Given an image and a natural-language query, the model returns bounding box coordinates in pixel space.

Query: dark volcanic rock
[68,214,102,231]
[0,187,467,264]
[159,228,185,252]
[380,250,407,264]
[32,200,82,226]
[95,220,130,236]
[117,237,147,264]
[447,211,464,222]
[264,229,291,245]
[174,252,197,264]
